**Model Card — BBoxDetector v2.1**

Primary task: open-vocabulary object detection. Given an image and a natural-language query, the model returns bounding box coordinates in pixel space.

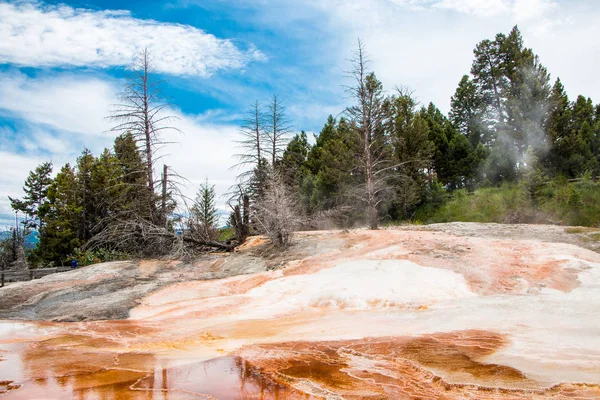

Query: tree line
[4,26,600,268]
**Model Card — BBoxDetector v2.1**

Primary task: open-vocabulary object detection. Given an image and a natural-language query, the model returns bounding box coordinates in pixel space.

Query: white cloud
[432,0,507,16]
[0,2,264,76]
[511,0,557,21]
[0,72,114,135]
[291,0,599,113]
[0,72,240,225]
[0,151,53,227]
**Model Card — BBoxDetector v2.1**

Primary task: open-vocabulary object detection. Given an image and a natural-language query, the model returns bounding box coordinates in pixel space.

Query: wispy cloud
[0,1,265,76]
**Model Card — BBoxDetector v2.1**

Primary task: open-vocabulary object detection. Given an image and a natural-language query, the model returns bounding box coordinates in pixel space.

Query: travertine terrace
[0,223,599,399]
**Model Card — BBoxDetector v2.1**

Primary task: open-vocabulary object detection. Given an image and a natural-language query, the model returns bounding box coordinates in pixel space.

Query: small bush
[70,248,127,266]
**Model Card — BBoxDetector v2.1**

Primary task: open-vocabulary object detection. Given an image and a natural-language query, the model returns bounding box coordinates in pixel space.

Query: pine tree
[450,75,487,147]
[469,26,551,181]
[9,162,53,231]
[304,116,359,212]
[384,92,434,219]
[76,149,95,242]
[113,132,153,218]
[421,103,485,189]
[281,131,312,207]
[38,164,80,264]
[471,34,506,129]
[190,179,220,240]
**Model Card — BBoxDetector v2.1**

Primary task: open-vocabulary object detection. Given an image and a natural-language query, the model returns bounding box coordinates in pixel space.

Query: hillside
[0,231,38,250]
[0,223,599,398]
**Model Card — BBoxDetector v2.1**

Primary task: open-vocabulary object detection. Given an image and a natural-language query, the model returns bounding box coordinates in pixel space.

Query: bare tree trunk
[346,39,384,230]
[161,164,168,227]
[265,95,292,168]
[233,205,244,242]
[243,194,250,237]
[12,213,18,263]
[365,146,378,230]
[142,49,156,209]
[272,96,277,166]
[109,47,179,225]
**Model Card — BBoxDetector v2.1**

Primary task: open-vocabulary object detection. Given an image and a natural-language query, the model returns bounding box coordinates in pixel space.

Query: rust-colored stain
[1,228,600,399]
[2,328,600,399]
[240,331,600,399]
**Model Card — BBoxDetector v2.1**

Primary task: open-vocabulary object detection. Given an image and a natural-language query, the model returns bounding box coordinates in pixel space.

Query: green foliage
[281,131,312,210]
[303,116,360,212]
[11,132,156,266]
[546,87,600,178]
[450,75,486,147]
[70,248,127,267]
[469,26,552,181]
[190,179,220,240]
[218,226,237,242]
[417,179,600,227]
[384,92,434,220]
[421,103,486,189]
[9,161,53,231]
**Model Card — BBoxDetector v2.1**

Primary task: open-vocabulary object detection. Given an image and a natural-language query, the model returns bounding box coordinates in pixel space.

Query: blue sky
[1,0,600,227]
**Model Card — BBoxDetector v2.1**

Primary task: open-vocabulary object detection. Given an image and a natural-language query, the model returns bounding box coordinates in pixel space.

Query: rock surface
[0,223,599,399]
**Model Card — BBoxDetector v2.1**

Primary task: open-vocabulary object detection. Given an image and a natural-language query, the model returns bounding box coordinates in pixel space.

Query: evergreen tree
[384,92,434,219]
[471,34,507,129]
[190,179,220,240]
[281,131,312,209]
[75,149,95,242]
[450,75,487,147]
[113,132,153,218]
[421,103,486,189]
[38,164,80,264]
[304,117,359,212]
[346,40,395,229]
[9,162,53,231]
[90,149,121,227]
[468,26,552,181]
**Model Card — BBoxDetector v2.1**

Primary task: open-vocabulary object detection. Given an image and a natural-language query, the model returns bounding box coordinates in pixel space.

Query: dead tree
[345,40,387,230]
[264,95,293,167]
[253,170,299,247]
[228,186,251,243]
[161,164,168,227]
[87,214,235,257]
[345,41,425,230]
[233,101,265,181]
[108,48,179,224]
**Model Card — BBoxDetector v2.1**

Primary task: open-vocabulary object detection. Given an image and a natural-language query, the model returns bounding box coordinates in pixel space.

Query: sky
[1,0,600,227]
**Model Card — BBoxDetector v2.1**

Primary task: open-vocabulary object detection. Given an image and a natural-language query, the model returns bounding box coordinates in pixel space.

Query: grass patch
[416,179,600,228]
[588,232,600,241]
[218,226,237,242]
[565,227,600,234]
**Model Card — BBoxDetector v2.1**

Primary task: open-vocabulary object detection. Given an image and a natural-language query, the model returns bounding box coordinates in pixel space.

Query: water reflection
[1,336,317,400]
[134,356,318,399]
